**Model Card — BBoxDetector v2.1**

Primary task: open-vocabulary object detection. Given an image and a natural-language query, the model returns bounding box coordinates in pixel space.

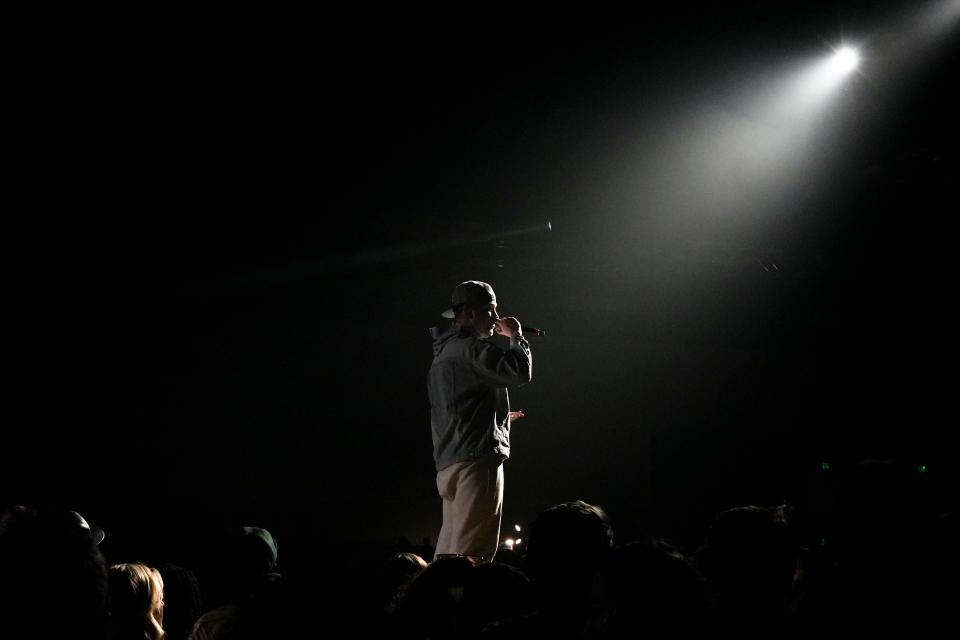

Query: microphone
[494,320,546,336]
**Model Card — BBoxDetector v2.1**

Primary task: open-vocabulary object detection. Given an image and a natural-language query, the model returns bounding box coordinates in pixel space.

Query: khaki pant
[434,457,504,562]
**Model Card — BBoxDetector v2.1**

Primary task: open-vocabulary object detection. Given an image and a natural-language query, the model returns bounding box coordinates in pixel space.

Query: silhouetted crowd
[1,458,953,638]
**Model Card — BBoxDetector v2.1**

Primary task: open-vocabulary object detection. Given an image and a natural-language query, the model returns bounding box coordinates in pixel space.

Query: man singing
[427,280,533,563]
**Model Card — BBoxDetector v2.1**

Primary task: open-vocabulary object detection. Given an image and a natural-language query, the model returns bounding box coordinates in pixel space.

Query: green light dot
[821,462,831,471]
[821,538,827,546]
[918,465,927,474]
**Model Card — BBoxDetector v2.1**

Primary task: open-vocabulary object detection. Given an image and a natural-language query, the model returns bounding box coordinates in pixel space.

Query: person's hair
[526,500,614,566]
[157,563,204,640]
[109,563,165,640]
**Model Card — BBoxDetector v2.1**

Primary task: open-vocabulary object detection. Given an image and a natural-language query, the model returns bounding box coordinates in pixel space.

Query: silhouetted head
[696,505,798,612]
[524,500,614,607]
[378,552,428,609]
[233,526,279,576]
[157,563,204,640]
[588,538,709,636]
[526,501,613,566]
[392,555,476,638]
[458,562,536,639]
[0,505,109,640]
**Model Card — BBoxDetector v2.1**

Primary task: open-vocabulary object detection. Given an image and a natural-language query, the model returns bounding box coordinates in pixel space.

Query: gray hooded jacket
[428,323,532,472]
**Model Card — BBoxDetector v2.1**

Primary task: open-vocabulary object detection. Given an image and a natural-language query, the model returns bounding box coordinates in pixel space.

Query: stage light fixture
[830,46,860,74]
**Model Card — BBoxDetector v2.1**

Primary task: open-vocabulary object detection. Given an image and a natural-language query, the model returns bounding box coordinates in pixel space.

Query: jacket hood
[429,323,470,357]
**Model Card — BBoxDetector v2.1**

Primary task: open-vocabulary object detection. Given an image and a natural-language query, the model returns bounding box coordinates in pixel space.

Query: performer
[427,280,533,563]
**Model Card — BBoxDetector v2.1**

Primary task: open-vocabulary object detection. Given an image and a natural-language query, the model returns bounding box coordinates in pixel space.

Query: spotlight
[830,46,860,74]
[787,44,862,104]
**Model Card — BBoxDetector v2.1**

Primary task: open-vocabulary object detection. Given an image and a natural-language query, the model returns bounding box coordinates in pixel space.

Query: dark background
[4,2,957,566]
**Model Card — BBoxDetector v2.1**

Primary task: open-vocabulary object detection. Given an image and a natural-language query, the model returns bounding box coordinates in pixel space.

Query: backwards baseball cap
[441,281,497,318]
[70,511,105,545]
